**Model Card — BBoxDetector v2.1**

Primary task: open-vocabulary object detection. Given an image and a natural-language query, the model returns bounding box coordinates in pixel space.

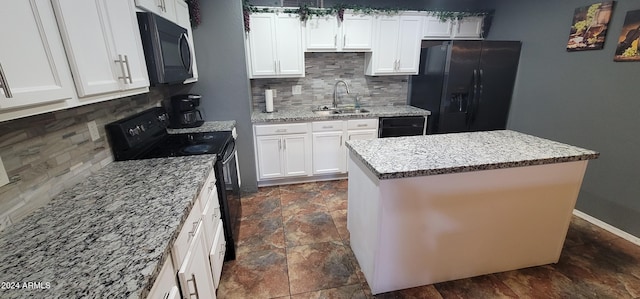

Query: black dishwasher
[378,116,426,138]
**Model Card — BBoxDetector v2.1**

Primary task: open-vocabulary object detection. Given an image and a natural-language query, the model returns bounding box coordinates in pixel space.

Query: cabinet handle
[357,124,367,127]
[162,292,170,299]
[283,139,286,150]
[123,55,133,84]
[340,135,343,146]
[334,34,337,47]
[274,60,277,73]
[157,0,163,11]
[220,242,226,258]
[186,274,200,299]
[0,63,13,98]
[115,55,132,84]
[278,139,281,150]
[275,129,287,133]
[322,126,333,129]
[213,207,220,219]
[188,219,200,240]
[278,61,281,73]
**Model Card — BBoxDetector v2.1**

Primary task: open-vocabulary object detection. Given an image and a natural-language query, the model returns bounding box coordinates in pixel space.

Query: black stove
[105,107,239,261]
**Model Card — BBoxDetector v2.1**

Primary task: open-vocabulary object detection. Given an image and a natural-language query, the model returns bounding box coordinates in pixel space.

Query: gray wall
[487,0,640,236]
[190,0,257,192]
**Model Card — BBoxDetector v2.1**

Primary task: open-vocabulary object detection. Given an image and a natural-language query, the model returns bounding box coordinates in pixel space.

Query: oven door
[216,137,240,261]
[138,12,193,84]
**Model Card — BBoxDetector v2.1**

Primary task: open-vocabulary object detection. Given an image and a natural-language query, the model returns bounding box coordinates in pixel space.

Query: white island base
[347,153,589,295]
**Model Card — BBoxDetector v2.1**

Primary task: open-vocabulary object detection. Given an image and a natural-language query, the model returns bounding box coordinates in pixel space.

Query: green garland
[242,1,490,32]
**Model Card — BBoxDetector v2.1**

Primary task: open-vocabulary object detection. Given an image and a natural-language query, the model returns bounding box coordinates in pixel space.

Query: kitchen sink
[312,107,370,115]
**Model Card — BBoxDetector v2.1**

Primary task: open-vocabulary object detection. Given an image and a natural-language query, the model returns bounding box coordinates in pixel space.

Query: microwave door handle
[179,33,193,74]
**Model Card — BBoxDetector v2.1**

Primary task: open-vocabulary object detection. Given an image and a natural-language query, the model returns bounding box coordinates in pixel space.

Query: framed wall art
[614,9,640,61]
[567,1,615,51]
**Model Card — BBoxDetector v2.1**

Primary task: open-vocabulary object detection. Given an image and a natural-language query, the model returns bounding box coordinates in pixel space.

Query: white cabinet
[346,119,378,171]
[422,16,484,39]
[245,13,304,78]
[135,0,177,22]
[209,220,226,289]
[365,15,423,76]
[304,13,372,52]
[177,221,217,299]
[0,0,74,110]
[254,123,312,180]
[146,257,178,299]
[175,0,198,84]
[53,0,149,97]
[312,121,345,175]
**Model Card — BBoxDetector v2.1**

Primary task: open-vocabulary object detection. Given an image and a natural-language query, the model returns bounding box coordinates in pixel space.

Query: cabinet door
[201,188,220,252]
[0,0,74,110]
[396,16,423,74]
[146,257,177,299]
[103,0,150,90]
[453,17,484,38]
[177,222,217,299]
[275,15,304,76]
[175,0,198,83]
[53,0,120,97]
[312,131,345,174]
[305,16,339,51]
[209,220,226,289]
[256,135,284,179]
[246,14,277,77]
[341,14,373,50]
[283,134,310,177]
[422,16,453,38]
[371,16,399,74]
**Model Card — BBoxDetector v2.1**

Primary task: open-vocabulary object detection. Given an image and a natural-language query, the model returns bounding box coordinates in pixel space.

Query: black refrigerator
[409,40,521,134]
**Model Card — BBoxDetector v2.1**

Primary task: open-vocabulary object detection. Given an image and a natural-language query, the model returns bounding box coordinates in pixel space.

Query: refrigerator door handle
[478,69,484,105]
[469,69,484,127]
[466,69,478,127]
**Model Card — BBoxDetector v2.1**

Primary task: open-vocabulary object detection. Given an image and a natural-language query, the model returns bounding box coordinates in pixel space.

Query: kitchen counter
[346,130,599,294]
[251,105,431,123]
[167,120,236,134]
[346,130,599,179]
[0,155,216,298]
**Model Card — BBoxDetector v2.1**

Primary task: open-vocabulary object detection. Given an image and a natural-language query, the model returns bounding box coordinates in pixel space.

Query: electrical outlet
[0,156,9,187]
[292,85,302,95]
[87,121,100,141]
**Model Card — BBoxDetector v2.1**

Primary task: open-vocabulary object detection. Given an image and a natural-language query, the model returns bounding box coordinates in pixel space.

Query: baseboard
[573,209,640,246]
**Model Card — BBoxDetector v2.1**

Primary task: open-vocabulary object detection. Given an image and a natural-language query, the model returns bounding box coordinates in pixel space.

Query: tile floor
[217,180,640,298]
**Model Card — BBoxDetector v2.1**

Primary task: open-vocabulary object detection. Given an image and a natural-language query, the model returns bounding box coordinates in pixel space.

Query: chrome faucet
[333,80,350,109]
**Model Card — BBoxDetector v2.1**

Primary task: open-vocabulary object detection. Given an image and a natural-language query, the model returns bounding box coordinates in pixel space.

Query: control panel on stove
[106,107,169,152]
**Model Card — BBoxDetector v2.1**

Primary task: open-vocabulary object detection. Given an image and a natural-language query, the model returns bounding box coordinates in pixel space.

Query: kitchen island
[345,130,599,294]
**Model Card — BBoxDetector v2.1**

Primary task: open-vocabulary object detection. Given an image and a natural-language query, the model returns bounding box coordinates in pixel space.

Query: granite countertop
[167,120,236,134]
[346,130,600,180]
[251,105,431,123]
[0,155,216,299]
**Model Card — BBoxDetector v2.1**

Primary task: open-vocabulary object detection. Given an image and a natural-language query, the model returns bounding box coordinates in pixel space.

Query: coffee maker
[169,94,204,128]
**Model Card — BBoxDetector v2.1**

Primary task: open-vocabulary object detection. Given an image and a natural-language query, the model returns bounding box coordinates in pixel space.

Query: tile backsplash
[251,52,409,111]
[0,89,169,230]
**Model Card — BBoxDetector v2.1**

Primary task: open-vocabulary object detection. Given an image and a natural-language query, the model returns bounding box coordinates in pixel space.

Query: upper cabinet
[365,14,423,76]
[423,16,484,39]
[53,0,149,97]
[304,13,372,52]
[0,0,75,110]
[135,0,177,22]
[245,13,304,78]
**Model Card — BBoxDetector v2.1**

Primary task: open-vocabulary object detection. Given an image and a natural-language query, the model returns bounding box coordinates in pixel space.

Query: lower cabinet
[148,167,224,299]
[254,123,312,180]
[177,221,217,299]
[255,119,377,182]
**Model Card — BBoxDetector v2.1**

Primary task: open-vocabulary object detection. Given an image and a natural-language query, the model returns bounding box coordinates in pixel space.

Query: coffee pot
[169,94,204,128]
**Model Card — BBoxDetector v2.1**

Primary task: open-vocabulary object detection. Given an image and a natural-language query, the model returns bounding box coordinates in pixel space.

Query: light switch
[292,85,302,95]
[0,156,9,187]
[88,121,100,141]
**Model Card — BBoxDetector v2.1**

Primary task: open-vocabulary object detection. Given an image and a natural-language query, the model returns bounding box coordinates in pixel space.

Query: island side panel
[370,161,588,294]
[347,152,382,286]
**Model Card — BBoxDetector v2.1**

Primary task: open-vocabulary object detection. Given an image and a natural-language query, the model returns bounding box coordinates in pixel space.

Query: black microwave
[137,12,193,85]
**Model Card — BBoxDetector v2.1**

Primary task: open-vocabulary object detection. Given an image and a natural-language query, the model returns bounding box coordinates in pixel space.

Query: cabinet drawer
[312,120,344,132]
[255,123,308,136]
[172,198,204,268]
[198,168,217,211]
[202,187,221,252]
[348,119,378,130]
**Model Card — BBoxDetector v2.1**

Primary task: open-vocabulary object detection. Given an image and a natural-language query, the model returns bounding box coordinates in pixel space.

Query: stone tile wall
[0,89,171,230]
[251,52,409,111]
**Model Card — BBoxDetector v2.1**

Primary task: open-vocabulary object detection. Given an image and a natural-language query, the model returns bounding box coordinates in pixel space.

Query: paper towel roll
[265,89,274,112]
